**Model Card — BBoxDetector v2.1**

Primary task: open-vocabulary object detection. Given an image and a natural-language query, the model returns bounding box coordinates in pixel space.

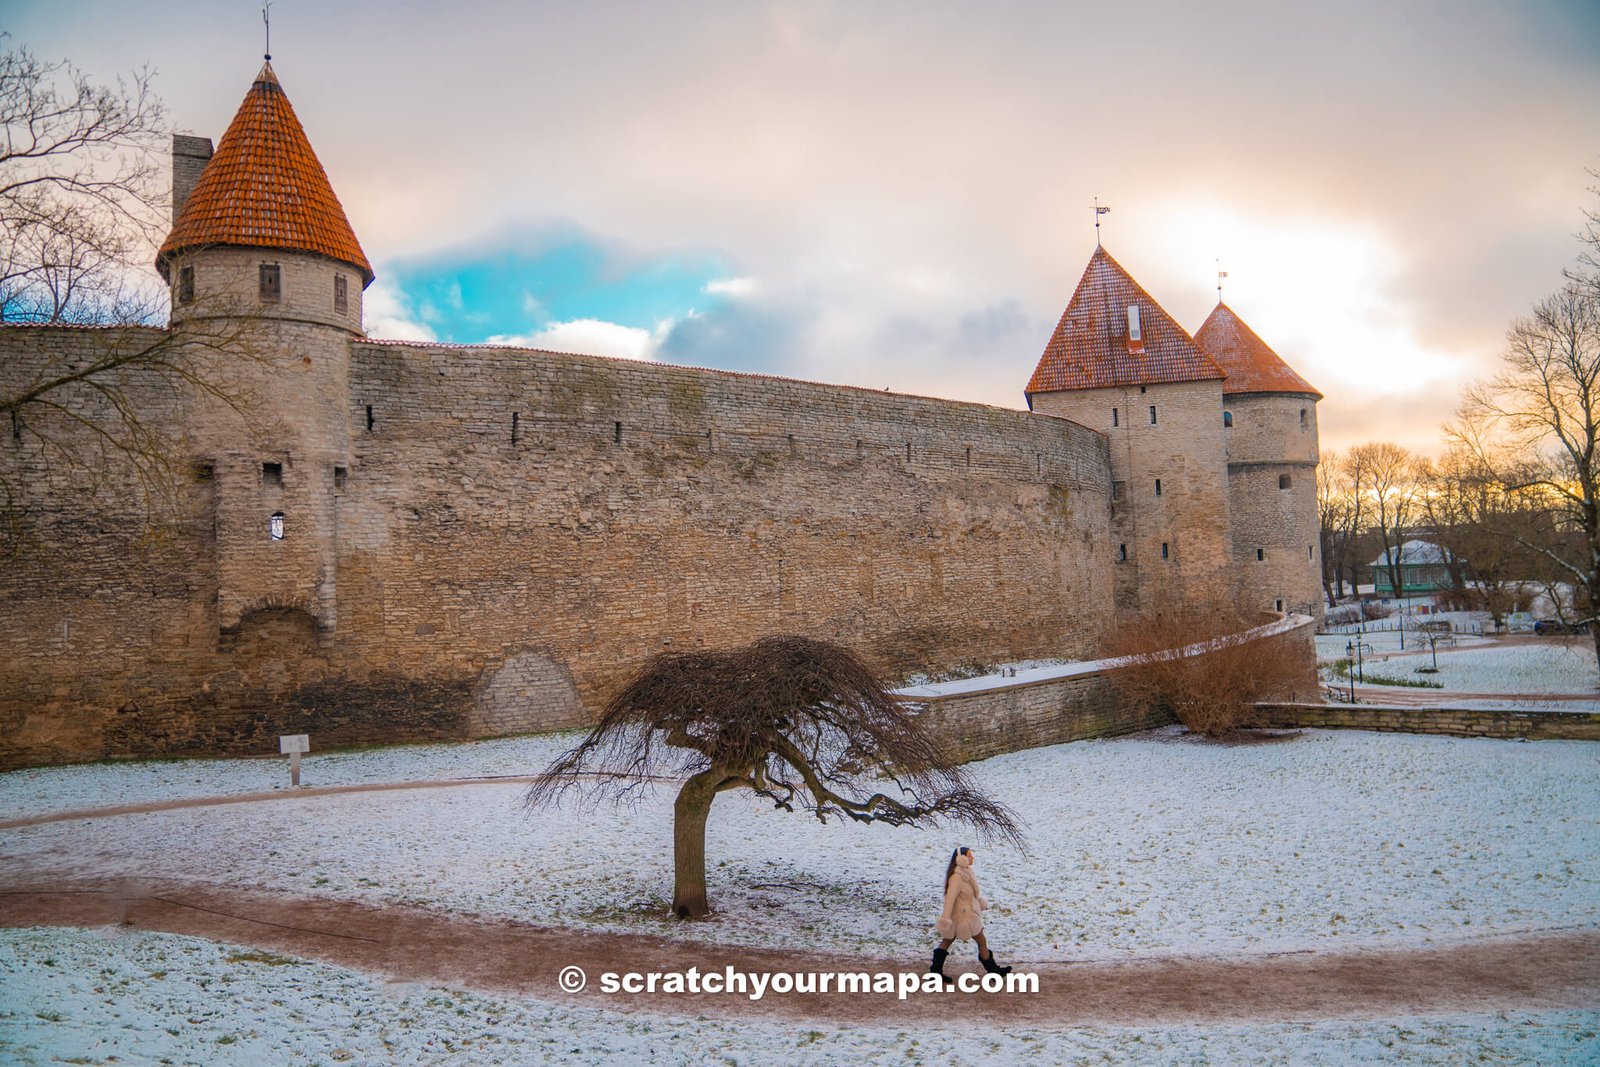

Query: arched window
[1299,408,1308,428]
[269,512,285,540]
[1223,410,1233,428]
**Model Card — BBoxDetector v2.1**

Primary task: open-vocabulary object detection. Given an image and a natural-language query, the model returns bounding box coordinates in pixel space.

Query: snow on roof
[1369,539,1449,568]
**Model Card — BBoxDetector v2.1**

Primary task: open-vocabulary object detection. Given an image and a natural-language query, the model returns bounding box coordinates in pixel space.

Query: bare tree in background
[0,40,268,551]
[524,636,1023,919]
[1345,442,1417,598]
[1318,450,1357,603]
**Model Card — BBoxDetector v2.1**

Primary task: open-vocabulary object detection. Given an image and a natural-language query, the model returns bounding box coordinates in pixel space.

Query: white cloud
[704,277,759,297]
[486,318,671,362]
[362,280,437,342]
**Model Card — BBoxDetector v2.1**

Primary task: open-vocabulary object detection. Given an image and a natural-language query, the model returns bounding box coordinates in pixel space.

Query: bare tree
[1345,442,1417,598]
[0,38,167,324]
[1452,280,1600,664]
[1317,450,1357,603]
[524,636,1023,919]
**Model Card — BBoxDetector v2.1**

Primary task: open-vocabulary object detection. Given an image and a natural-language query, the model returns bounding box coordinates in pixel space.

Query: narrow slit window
[334,466,347,490]
[614,421,623,444]
[1149,405,1157,425]
[1300,408,1308,428]
[1155,478,1162,497]
[965,446,972,467]
[1256,548,1265,561]
[1112,407,1119,427]
[1275,599,1285,612]
[1118,543,1127,562]
[259,263,281,302]
[1161,542,1170,560]
[269,512,285,540]
[178,265,195,304]
[511,412,519,444]
[334,274,348,315]
[365,405,374,431]
[1223,410,1233,428]
[1112,480,1126,501]
[906,442,912,462]
[262,462,283,488]
[1279,473,1293,490]
[1308,545,1314,560]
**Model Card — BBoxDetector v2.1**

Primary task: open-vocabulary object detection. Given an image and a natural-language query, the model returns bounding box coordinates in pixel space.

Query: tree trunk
[672,767,731,919]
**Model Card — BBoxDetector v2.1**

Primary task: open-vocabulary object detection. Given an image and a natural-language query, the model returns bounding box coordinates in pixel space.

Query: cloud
[704,277,759,297]
[362,280,437,342]
[487,318,670,362]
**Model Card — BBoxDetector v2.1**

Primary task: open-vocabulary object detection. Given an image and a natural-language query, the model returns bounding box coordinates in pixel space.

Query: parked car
[1533,619,1589,635]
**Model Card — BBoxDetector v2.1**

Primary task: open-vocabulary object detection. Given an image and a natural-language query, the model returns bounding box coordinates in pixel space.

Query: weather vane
[1093,198,1110,246]
[1216,258,1228,301]
[263,1,273,61]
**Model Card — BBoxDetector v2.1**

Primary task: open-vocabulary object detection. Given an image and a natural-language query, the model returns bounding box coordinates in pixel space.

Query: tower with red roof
[154,62,372,630]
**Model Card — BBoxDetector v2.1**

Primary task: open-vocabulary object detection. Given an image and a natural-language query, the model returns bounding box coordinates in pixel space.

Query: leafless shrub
[1102,594,1316,739]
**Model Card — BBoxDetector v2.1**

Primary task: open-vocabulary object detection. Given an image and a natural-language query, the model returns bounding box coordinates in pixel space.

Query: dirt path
[3,878,1595,1026]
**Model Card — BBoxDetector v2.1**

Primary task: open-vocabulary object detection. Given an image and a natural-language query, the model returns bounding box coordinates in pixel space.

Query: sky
[8,0,1599,454]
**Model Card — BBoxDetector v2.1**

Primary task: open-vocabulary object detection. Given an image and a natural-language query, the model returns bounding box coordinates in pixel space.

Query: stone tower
[1193,303,1323,619]
[1025,247,1232,613]
[154,62,373,633]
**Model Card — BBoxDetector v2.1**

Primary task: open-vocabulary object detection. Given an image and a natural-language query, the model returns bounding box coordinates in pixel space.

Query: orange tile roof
[157,63,372,285]
[1194,303,1320,398]
[1025,247,1224,400]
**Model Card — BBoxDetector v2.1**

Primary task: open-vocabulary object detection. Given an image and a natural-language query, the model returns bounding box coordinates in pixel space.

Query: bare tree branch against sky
[7,0,1599,453]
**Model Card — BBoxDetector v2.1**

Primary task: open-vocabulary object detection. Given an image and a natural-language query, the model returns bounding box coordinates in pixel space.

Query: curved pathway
[2,879,1595,1026]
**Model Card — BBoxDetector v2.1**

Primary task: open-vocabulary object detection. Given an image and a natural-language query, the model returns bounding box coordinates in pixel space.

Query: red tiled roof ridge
[1194,302,1321,399]
[1026,246,1224,399]
[156,62,372,285]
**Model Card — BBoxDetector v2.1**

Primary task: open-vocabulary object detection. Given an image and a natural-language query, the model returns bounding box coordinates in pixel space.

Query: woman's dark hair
[943,846,970,890]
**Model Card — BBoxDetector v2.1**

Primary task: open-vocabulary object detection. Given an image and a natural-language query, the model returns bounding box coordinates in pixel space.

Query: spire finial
[1216,258,1228,302]
[1093,198,1110,247]
[263,1,273,61]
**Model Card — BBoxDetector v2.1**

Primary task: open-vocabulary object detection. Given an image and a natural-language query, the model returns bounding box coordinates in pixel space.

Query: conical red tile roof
[1194,303,1320,398]
[157,62,372,285]
[1026,247,1223,400]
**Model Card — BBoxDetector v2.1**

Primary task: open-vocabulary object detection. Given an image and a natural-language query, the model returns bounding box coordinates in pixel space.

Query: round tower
[154,61,373,634]
[1194,304,1323,620]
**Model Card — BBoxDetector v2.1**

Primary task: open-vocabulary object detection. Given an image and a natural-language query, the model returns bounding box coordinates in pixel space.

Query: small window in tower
[1223,410,1233,428]
[1161,542,1170,560]
[1155,478,1162,496]
[334,465,347,490]
[1308,545,1314,560]
[1275,598,1284,613]
[262,462,283,488]
[1256,548,1265,561]
[1112,407,1119,427]
[178,265,195,304]
[269,512,285,540]
[1112,480,1126,501]
[1118,543,1127,562]
[1279,473,1292,490]
[1149,405,1157,425]
[259,263,281,302]
[1300,408,1308,428]
[334,274,348,315]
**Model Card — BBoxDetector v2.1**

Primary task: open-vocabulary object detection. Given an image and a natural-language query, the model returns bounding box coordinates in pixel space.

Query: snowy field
[2,927,1596,1066]
[1317,634,1600,701]
[5,729,1597,960]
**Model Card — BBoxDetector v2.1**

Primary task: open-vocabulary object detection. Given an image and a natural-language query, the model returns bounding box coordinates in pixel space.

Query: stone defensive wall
[900,614,1319,762]
[0,329,1116,768]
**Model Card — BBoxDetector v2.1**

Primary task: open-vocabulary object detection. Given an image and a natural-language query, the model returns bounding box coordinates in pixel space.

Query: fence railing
[1320,618,1484,637]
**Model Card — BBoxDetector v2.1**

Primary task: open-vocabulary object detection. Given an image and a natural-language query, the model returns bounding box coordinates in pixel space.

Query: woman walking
[929,845,1012,983]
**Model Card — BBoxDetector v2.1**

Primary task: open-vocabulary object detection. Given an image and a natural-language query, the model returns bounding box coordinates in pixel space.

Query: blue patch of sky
[382,227,739,343]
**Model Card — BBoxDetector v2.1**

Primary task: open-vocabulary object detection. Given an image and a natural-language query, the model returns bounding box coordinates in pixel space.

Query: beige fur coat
[936,853,989,941]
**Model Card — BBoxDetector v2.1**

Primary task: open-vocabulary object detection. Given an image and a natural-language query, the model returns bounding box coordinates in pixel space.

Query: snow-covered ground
[1317,635,1600,701]
[2,927,1595,1066]
[5,729,1597,960]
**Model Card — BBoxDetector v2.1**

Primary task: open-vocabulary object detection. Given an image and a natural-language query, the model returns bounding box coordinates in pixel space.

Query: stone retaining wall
[1253,702,1600,742]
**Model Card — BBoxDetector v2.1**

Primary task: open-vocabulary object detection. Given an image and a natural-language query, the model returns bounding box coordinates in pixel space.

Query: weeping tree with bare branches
[525,636,1024,919]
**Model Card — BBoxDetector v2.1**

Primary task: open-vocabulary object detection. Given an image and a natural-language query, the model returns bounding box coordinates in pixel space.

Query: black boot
[979,948,1012,976]
[928,947,954,986]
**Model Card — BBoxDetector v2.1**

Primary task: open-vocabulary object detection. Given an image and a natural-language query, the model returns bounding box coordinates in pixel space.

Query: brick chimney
[171,134,214,225]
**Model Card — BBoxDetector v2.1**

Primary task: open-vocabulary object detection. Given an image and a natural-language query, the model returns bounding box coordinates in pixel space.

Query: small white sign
[279,734,310,754]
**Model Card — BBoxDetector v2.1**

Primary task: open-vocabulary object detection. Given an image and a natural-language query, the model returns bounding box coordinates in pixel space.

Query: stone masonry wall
[1224,392,1322,619]
[1254,702,1600,742]
[1031,379,1231,614]
[340,340,1115,732]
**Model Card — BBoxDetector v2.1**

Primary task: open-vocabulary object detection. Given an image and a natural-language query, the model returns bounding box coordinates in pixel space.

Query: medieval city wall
[339,341,1116,736]
[0,328,1118,767]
